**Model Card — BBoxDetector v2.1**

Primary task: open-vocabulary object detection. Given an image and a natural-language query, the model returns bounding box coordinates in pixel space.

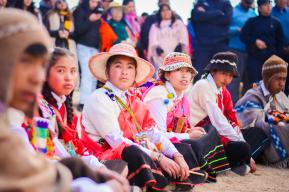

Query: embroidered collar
[51,91,66,110]
[104,81,128,103]
[7,107,25,127]
[260,81,271,97]
[207,73,222,95]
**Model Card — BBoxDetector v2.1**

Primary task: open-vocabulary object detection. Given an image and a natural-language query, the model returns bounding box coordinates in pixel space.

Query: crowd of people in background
[0,0,289,191]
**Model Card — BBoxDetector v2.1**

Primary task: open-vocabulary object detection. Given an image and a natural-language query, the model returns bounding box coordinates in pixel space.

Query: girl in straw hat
[143,52,231,182]
[81,43,207,191]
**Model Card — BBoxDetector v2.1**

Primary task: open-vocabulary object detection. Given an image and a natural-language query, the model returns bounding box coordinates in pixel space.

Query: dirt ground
[194,165,289,192]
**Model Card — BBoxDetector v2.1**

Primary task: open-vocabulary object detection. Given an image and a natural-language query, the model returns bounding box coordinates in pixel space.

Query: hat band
[159,62,198,74]
[210,59,237,67]
[262,63,288,72]
[0,23,39,39]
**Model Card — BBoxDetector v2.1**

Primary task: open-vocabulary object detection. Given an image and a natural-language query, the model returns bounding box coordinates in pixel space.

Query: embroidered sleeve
[146,126,178,158]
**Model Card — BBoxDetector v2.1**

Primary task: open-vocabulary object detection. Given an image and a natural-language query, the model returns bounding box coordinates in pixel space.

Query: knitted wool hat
[262,55,288,87]
[204,51,240,78]
[0,8,52,104]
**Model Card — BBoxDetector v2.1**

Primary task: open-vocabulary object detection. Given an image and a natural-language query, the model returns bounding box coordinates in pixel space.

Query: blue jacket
[191,0,232,47]
[228,4,256,52]
[272,6,289,45]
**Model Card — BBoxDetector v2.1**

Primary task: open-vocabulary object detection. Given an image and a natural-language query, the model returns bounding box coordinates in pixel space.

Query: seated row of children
[1,8,289,192]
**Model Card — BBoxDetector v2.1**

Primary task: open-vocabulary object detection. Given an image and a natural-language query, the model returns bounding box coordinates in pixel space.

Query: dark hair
[156,4,176,28]
[105,55,137,75]
[122,0,134,6]
[14,0,38,16]
[42,47,75,134]
[24,43,48,57]
[141,12,149,17]
[54,0,70,14]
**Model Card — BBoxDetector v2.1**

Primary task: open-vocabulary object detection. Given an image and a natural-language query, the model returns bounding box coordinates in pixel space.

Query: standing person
[46,0,77,60]
[188,52,257,176]
[0,8,72,192]
[235,55,289,168]
[227,0,256,103]
[272,0,289,95]
[81,43,207,191]
[14,0,42,22]
[191,0,232,80]
[241,0,285,87]
[123,0,140,38]
[74,0,102,111]
[148,4,189,76]
[143,52,231,181]
[107,2,136,46]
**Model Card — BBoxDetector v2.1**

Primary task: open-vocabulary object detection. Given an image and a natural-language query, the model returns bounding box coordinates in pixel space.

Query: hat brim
[204,63,240,78]
[89,52,155,85]
[159,62,198,75]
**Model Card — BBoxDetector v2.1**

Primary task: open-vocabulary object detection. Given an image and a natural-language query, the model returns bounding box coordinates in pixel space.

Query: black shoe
[77,104,84,112]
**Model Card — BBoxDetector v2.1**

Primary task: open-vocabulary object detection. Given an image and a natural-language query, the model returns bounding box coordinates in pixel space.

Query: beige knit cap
[0,8,52,104]
[262,55,288,87]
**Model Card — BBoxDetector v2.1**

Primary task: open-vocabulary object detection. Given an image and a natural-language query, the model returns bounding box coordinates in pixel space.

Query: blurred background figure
[148,4,188,77]
[39,0,55,19]
[73,0,102,111]
[272,0,289,95]
[227,0,256,103]
[14,0,42,21]
[45,0,77,60]
[108,1,137,46]
[241,0,285,88]
[0,0,7,8]
[123,0,140,38]
[100,0,112,20]
[191,0,233,80]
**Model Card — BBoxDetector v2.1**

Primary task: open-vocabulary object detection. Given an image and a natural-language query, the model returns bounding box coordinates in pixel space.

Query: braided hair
[42,47,75,130]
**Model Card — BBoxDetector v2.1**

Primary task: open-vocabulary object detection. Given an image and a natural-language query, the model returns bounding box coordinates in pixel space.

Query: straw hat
[89,43,154,85]
[109,1,122,8]
[159,52,198,75]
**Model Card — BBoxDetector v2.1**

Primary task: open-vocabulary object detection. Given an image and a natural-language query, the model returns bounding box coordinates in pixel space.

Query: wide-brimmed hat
[158,52,198,76]
[89,43,154,85]
[204,51,240,78]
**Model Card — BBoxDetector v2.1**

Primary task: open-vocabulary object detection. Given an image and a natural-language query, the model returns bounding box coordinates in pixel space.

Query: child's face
[111,7,123,22]
[267,72,287,94]
[10,53,47,113]
[23,0,32,7]
[165,67,193,93]
[212,71,234,88]
[124,1,135,14]
[107,55,136,91]
[47,55,77,97]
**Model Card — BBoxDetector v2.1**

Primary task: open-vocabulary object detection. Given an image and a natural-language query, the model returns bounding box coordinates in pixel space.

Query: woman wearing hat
[81,43,207,190]
[187,52,256,176]
[143,52,231,181]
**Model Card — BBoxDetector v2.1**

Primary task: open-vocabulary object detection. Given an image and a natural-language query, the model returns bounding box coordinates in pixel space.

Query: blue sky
[35,0,240,23]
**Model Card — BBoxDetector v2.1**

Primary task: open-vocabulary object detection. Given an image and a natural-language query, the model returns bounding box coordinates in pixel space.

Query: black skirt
[181,124,231,182]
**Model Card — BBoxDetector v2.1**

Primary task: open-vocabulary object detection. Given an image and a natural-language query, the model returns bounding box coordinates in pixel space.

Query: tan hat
[159,52,198,76]
[262,55,288,88]
[89,43,154,85]
[0,8,52,105]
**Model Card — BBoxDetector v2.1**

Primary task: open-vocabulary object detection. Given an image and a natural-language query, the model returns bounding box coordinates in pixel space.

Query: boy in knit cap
[235,55,289,168]
[188,52,256,175]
